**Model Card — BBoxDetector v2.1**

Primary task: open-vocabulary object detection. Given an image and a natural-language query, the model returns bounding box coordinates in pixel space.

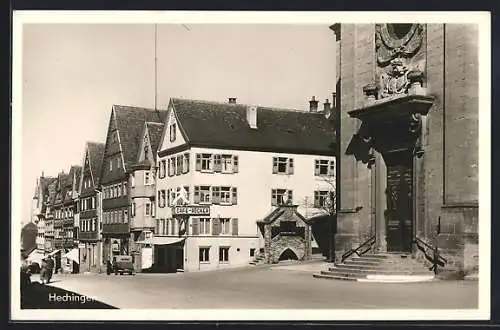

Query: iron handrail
[413,236,447,274]
[341,235,376,263]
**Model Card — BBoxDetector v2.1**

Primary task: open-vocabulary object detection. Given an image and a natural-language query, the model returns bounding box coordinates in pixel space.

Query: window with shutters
[159,159,166,178]
[165,218,172,235]
[124,209,128,223]
[220,187,231,204]
[183,153,190,173]
[145,202,152,216]
[214,154,222,172]
[199,218,211,235]
[176,155,183,175]
[315,159,335,176]
[220,218,231,235]
[231,218,239,236]
[271,189,293,206]
[156,218,165,235]
[314,190,330,208]
[172,218,178,236]
[272,157,294,174]
[212,186,220,204]
[195,186,211,204]
[199,247,210,263]
[168,158,174,176]
[184,186,190,202]
[196,154,213,171]
[158,190,166,208]
[219,247,229,263]
[221,155,233,173]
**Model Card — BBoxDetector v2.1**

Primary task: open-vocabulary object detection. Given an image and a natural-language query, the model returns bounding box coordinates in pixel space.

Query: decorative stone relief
[364,24,427,102]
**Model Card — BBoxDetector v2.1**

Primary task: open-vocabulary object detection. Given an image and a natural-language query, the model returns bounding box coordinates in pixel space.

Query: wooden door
[385,151,413,252]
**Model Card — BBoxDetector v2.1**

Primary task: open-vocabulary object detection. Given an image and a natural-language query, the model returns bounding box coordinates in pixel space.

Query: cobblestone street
[30,261,478,310]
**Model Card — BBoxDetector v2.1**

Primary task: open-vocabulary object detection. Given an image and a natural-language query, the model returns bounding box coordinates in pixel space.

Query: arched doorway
[278,248,298,262]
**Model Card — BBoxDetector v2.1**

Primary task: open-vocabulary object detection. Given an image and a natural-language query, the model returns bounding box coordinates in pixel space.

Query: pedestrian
[106,259,112,275]
[45,255,54,284]
[20,253,32,292]
[40,258,48,284]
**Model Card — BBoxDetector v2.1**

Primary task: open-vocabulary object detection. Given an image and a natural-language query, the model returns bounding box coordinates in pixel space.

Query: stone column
[375,152,387,252]
[264,225,271,264]
[304,225,312,260]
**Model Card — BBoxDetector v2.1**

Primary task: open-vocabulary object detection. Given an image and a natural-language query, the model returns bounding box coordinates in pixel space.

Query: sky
[20,23,337,225]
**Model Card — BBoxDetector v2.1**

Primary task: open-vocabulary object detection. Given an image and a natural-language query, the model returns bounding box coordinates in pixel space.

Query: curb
[357,274,435,283]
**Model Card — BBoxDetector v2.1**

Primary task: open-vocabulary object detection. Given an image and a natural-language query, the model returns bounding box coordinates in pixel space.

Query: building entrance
[384,151,413,252]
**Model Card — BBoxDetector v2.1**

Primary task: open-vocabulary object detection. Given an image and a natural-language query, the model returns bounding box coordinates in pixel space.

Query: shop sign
[172,205,210,216]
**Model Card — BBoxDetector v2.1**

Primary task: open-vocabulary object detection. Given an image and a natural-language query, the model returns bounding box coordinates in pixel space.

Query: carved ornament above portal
[364,24,427,103]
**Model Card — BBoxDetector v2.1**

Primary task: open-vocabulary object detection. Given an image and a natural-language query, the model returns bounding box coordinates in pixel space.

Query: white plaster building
[154,97,337,272]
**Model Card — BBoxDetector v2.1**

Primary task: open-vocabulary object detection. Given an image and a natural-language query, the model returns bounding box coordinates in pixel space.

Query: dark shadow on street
[21,282,118,309]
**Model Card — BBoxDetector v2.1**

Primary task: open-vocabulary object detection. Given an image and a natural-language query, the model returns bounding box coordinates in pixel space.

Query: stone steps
[313,252,435,283]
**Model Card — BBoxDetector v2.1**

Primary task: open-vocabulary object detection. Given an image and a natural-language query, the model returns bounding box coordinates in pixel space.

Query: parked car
[112,255,134,275]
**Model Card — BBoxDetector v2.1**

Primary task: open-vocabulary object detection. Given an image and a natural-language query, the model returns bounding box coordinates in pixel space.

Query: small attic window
[169,123,177,142]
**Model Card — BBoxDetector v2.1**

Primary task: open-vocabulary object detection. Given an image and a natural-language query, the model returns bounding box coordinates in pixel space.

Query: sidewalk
[270,260,331,273]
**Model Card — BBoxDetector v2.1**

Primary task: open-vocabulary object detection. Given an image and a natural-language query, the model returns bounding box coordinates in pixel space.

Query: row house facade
[99,105,167,263]
[128,121,164,271]
[154,98,337,272]
[32,175,56,251]
[77,142,105,273]
[42,178,58,253]
[52,166,81,273]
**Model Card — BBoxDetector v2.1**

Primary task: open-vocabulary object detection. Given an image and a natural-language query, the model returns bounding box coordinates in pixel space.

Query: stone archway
[277,247,300,262]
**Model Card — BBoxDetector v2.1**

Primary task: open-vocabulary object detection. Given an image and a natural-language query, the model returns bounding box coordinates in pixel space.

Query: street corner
[21,282,117,309]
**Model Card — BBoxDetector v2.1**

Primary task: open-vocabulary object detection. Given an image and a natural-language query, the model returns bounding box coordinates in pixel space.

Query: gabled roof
[34,176,56,199]
[146,122,165,155]
[113,105,167,169]
[169,98,336,156]
[87,142,105,186]
[258,204,309,225]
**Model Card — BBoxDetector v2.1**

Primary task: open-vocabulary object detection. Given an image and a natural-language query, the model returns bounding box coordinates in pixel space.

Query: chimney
[309,96,319,112]
[246,106,258,129]
[323,98,331,119]
[228,97,237,104]
[331,92,337,120]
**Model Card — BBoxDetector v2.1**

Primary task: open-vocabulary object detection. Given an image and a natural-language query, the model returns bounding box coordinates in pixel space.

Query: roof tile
[171,98,336,155]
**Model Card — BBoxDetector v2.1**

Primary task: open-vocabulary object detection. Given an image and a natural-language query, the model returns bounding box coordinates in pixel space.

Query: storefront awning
[48,249,61,256]
[63,248,79,264]
[27,250,45,264]
[151,237,185,246]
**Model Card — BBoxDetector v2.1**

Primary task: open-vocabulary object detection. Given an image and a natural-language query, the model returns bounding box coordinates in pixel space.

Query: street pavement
[31,261,478,309]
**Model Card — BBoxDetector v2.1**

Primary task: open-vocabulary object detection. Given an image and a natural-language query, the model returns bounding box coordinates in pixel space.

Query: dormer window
[109,159,113,171]
[169,123,177,142]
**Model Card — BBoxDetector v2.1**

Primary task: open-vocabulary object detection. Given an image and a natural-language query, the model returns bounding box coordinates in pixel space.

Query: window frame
[219,246,230,263]
[199,247,210,263]
[144,171,152,185]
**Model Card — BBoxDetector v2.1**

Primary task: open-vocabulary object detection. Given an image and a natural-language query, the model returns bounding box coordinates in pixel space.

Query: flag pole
[154,23,158,111]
